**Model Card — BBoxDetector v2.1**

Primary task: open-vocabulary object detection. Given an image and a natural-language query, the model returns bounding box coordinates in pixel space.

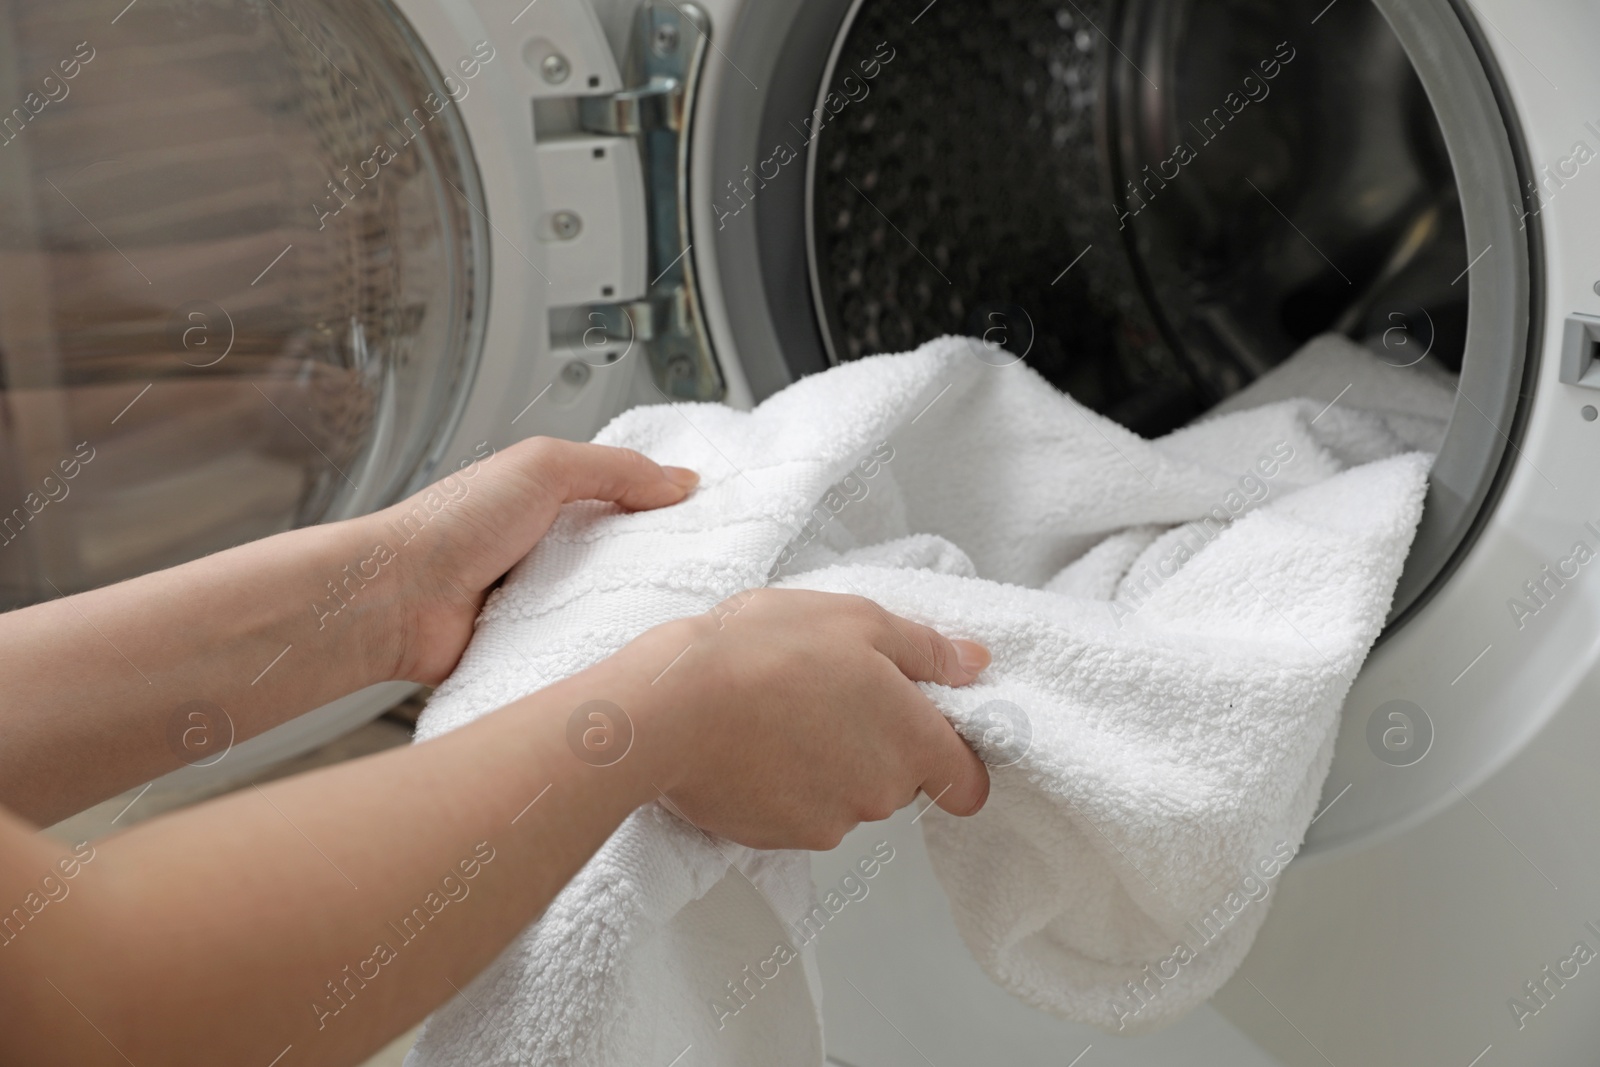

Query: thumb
[916,709,991,817]
[864,604,990,689]
[860,606,991,815]
[528,440,699,511]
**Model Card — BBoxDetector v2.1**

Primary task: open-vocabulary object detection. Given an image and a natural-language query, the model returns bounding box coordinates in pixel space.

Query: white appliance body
[12,0,1599,1062]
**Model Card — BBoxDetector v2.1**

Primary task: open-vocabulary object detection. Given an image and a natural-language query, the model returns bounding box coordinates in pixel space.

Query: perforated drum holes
[1583,405,1597,422]
[1365,700,1433,767]
[809,0,1192,435]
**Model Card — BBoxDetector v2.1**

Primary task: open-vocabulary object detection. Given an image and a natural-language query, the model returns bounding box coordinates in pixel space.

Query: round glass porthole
[0,0,489,606]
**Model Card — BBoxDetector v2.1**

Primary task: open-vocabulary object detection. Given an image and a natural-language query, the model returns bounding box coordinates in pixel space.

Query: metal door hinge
[578,0,723,401]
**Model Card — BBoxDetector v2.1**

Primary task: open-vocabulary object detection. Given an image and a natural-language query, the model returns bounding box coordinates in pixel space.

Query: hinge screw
[551,211,582,240]
[541,52,572,84]
[651,22,680,56]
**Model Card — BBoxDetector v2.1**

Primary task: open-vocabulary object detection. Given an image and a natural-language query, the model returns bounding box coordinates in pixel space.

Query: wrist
[301,510,412,688]
[567,618,711,799]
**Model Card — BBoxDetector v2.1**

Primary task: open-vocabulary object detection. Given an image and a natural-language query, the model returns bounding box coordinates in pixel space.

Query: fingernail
[663,466,700,490]
[953,640,990,677]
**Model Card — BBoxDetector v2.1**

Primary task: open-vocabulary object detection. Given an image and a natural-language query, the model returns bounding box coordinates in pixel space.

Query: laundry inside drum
[802,0,1535,622]
[809,0,1469,439]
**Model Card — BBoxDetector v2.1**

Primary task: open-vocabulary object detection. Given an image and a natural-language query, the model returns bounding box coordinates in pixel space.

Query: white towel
[405,333,1447,1064]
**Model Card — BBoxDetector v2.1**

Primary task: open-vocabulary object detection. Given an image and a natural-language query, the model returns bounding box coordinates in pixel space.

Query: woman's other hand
[376,437,699,685]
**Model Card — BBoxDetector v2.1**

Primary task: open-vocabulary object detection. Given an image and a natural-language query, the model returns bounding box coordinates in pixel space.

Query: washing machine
[0,0,1595,1063]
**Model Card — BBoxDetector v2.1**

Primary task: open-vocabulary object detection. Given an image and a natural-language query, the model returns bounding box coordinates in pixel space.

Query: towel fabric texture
[405,333,1451,1064]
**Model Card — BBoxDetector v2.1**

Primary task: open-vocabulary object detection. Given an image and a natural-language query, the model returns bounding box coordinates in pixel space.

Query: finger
[527,439,699,511]
[860,601,989,688]
[915,707,991,817]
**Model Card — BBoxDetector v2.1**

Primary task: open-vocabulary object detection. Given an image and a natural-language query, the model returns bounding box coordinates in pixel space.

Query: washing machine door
[0,0,575,798]
[0,0,745,796]
[0,0,499,608]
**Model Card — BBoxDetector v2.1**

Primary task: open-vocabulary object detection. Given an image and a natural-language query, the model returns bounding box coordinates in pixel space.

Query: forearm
[0,515,398,824]
[0,587,991,1066]
[0,655,676,1067]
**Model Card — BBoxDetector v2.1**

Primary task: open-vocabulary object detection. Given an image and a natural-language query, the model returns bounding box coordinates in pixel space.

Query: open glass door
[0,0,489,607]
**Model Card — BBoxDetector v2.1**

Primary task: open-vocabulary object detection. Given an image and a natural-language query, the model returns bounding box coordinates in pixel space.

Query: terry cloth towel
[405,333,1449,1064]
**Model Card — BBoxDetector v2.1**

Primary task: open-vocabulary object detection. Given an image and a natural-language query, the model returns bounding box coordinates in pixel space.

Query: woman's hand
[0,481,991,1064]
[0,590,989,1067]
[597,589,993,852]
[371,448,990,852]
[375,437,700,686]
